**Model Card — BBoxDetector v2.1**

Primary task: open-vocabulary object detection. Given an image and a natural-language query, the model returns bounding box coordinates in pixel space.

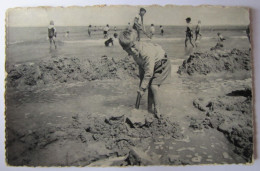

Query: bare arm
[139,52,155,90]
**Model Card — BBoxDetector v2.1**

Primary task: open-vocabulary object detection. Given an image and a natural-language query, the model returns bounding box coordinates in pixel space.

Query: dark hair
[160,25,162,27]
[89,25,92,27]
[140,8,146,13]
[114,33,118,38]
[186,17,191,22]
[107,24,109,27]
[151,24,154,26]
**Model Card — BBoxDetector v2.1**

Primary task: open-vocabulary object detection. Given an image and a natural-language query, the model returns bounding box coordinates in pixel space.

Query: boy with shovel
[118,30,171,118]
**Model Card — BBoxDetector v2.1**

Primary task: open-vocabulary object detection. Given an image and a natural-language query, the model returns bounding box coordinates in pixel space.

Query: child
[104,33,118,47]
[65,31,70,39]
[185,17,194,48]
[160,25,164,36]
[195,20,202,41]
[217,32,226,42]
[88,25,92,37]
[48,20,57,49]
[133,8,147,41]
[149,24,155,38]
[103,24,110,39]
[118,30,171,118]
[114,26,117,32]
[127,22,131,30]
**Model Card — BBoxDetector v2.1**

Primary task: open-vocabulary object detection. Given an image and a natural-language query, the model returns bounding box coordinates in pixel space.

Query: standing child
[118,30,171,118]
[160,25,164,36]
[127,22,131,30]
[103,24,110,39]
[149,24,155,38]
[48,20,57,49]
[133,8,147,41]
[88,25,92,37]
[185,17,194,48]
[65,31,70,39]
[195,20,202,41]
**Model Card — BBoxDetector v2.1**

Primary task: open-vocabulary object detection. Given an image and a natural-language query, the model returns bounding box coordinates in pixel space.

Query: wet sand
[5,36,252,166]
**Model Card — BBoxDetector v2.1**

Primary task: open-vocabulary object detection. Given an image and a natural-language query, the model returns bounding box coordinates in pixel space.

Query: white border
[1,0,259,171]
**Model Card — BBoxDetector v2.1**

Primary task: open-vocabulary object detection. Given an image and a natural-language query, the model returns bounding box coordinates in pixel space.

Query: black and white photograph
[5,5,253,166]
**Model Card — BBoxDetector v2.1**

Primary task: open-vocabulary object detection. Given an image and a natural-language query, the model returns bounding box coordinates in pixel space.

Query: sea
[6,25,250,65]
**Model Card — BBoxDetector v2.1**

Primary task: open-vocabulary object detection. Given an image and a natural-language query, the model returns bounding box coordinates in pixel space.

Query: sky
[6,5,250,27]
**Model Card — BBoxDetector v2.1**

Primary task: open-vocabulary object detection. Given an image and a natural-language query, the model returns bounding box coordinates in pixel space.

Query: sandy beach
[5,26,253,166]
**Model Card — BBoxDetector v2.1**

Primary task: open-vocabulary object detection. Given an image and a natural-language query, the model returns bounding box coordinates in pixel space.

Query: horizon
[6,24,249,28]
[6,6,249,27]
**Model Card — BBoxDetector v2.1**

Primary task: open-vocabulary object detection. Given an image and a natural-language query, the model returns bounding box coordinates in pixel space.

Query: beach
[5,25,253,166]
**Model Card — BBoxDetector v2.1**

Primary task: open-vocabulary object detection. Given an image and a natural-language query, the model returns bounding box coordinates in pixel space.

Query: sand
[6,55,138,90]
[177,47,251,75]
[192,87,253,162]
[5,41,253,166]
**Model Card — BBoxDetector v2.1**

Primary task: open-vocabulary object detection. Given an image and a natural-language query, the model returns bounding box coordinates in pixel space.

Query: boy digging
[119,30,171,118]
[133,8,147,41]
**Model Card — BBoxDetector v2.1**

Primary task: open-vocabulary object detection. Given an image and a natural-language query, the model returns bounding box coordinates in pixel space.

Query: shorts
[139,58,171,86]
[49,36,53,39]
[104,31,108,34]
[186,32,193,38]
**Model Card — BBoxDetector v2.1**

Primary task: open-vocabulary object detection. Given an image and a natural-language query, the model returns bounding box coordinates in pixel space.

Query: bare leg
[185,37,188,47]
[151,85,160,118]
[49,38,52,48]
[148,87,154,113]
[53,39,56,49]
[137,30,140,41]
[189,37,194,47]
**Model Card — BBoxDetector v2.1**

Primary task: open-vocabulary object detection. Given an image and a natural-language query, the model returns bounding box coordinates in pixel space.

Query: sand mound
[6,113,182,166]
[6,56,138,90]
[191,88,253,162]
[177,48,251,75]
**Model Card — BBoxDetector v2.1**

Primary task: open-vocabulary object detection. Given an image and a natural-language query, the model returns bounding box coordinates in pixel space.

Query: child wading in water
[103,24,110,39]
[185,17,194,48]
[195,20,202,41]
[119,30,171,118]
[160,25,164,36]
[48,20,57,49]
[149,24,155,38]
[88,25,92,37]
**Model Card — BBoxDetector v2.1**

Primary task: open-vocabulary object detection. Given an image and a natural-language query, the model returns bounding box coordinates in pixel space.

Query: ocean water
[6,25,250,65]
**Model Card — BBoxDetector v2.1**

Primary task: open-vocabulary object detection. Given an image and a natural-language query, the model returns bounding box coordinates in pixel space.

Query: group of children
[47,8,171,119]
[88,24,116,38]
[185,17,202,47]
[48,7,252,120]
